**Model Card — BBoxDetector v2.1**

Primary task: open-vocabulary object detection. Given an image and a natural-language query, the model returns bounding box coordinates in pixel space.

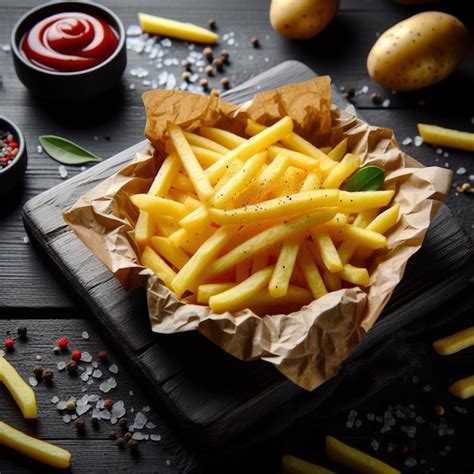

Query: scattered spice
[74,417,86,430]
[58,337,69,350]
[66,400,76,411]
[71,350,82,361]
[98,351,108,363]
[53,345,60,354]
[181,71,191,82]
[0,130,18,169]
[202,47,213,62]
[458,183,471,193]
[17,325,27,340]
[104,399,113,410]
[66,360,78,375]
[212,57,224,72]
[43,368,54,383]
[371,92,382,104]
[107,431,117,440]
[220,77,230,89]
[4,338,15,351]
[220,49,229,63]
[127,439,138,451]
[183,60,192,72]
[33,365,44,379]
[435,405,445,416]
[208,18,216,30]
[116,437,126,448]
[344,87,355,100]
[118,417,128,430]
[123,432,132,442]
[250,36,260,47]
[199,78,209,89]
[205,65,214,77]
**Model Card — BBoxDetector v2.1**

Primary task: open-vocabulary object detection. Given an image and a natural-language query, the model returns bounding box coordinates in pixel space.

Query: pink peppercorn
[71,350,81,361]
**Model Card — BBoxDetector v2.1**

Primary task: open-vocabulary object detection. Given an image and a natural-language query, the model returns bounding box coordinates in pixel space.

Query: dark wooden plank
[0,319,198,473]
[21,61,472,448]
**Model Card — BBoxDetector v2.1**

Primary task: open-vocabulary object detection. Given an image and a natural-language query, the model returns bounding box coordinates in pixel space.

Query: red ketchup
[21,12,118,72]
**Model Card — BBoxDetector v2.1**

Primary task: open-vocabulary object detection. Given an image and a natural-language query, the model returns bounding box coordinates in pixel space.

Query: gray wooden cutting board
[22,61,472,448]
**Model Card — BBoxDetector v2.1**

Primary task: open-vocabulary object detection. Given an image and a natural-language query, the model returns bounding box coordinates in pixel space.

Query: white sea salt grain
[456,167,467,175]
[132,432,147,440]
[166,460,171,466]
[57,361,66,371]
[436,148,443,154]
[81,331,89,340]
[361,85,369,94]
[28,377,38,387]
[58,165,68,179]
[146,422,157,429]
[127,25,142,36]
[370,440,379,451]
[443,151,449,158]
[51,396,59,404]
[81,352,92,362]
[133,412,147,430]
[80,373,89,382]
[382,99,390,108]
[414,136,423,147]
[63,414,72,423]
[151,434,161,442]
[454,406,468,414]
[92,361,98,368]
[402,137,412,145]
[100,410,111,420]
[129,84,136,90]
[367,413,375,421]
[109,364,119,374]
[423,384,432,392]
[143,406,151,413]
[2,44,11,52]
[405,457,417,468]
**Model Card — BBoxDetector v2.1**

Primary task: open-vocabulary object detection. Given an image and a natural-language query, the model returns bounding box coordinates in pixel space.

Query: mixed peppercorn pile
[0,129,19,169]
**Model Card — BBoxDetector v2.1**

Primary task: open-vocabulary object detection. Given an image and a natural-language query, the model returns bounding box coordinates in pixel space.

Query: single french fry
[197,283,235,304]
[417,123,474,152]
[250,285,313,309]
[449,375,474,399]
[325,436,400,474]
[209,266,274,313]
[210,190,339,225]
[205,116,293,184]
[149,153,181,196]
[172,225,237,297]
[168,123,214,201]
[323,269,342,291]
[301,170,322,191]
[329,224,387,249]
[311,230,343,273]
[0,357,37,419]
[282,454,335,474]
[233,153,289,207]
[141,246,176,287]
[150,236,190,269]
[183,130,229,154]
[134,211,155,250]
[192,145,224,167]
[199,126,244,149]
[433,327,474,355]
[0,421,71,469]
[179,204,211,232]
[138,12,218,44]
[297,244,327,299]
[328,138,348,162]
[338,264,370,286]
[269,237,301,297]
[211,151,267,208]
[245,119,336,175]
[236,259,252,283]
[208,209,337,277]
[337,191,395,213]
[323,153,361,190]
[131,194,187,219]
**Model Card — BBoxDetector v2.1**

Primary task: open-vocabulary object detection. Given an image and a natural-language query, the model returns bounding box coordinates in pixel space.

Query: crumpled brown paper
[64,77,452,391]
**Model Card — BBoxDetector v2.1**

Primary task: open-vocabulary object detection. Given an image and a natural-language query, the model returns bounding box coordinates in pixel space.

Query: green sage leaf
[39,135,102,165]
[345,165,385,192]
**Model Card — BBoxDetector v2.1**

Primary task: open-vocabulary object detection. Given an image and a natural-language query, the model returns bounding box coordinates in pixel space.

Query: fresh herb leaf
[345,165,385,192]
[39,135,102,165]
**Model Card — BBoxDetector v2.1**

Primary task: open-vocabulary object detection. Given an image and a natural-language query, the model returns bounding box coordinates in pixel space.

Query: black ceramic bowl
[11,1,126,101]
[0,116,28,194]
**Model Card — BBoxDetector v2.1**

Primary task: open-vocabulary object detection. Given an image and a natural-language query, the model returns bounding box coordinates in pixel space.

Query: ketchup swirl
[21,12,118,72]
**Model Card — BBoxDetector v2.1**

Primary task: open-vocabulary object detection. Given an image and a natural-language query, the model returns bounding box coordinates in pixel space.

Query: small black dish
[0,116,28,194]
[11,1,127,102]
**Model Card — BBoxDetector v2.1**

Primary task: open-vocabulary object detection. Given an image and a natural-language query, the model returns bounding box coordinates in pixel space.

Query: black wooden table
[1,1,473,473]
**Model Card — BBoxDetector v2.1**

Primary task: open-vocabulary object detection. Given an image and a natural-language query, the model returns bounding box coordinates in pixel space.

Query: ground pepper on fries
[131,116,400,314]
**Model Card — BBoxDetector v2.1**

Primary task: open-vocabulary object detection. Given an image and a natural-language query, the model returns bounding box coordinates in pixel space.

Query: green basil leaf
[39,135,102,165]
[345,165,385,192]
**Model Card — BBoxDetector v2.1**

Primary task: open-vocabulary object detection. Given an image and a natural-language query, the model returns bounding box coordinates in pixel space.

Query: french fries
[132,118,398,314]
[281,454,335,474]
[449,375,474,399]
[433,326,474,355]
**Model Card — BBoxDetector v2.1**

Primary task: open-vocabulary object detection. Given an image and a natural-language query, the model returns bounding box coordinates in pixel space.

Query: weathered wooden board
[23,61,472,447]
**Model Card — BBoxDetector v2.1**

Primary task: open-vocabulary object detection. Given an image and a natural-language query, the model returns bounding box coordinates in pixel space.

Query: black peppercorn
[123,432,132,442]
[220,77,230,89]
[116,437,126,448]
[371,92,382,104]
[212,58,224,72]
[203,47,213,62]
[127,439,138,451]
[208,18,216,30]
[250,36,260,48]
[33,365,44,379]
[17,325,27,339]
[220,49,229,63]
[91,417,100,429]
[43,368,54,384]
[66,361,78,375]
[118,418,128,430]
[199,78,209,89]
[182,71,191,82]
[205,65,214,77]
[75,417,86,430]
[107,431,117,440]
[183,60,192,72]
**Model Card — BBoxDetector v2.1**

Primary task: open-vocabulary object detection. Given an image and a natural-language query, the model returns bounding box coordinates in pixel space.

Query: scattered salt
[443,151,449,158]
[370,439,379,451]
[92,369,103,379]
[36,145,43,153]
[81,331,89,340]
[57,361,66,371]
[63,414,72,423]
[126,25,142,36]
[132,432,147,440]
[367,413,375,421]
[414,136,423,147]
[28,377,38,387]
[405,457,417,468]
[81,352,92,362]
[146,422,157,429]
[161,38,172,47]
[109,364,119,374]
[133,412,147,430]
[436,148,443,154]
[382,99,390,108]
[80,373,89,382]
[423,384,432,392]
[361,85,369,94]
[456,167,467,175]
[2,44,11,52]
[100,410,111,420]
[454,406,468,414]
[151,434,161,442]
[23,235,29,244]
[51,396,59,404]
[99,377,117,393]
[143,406,151,413]
[402,137,412,146]
[58,165,68,179]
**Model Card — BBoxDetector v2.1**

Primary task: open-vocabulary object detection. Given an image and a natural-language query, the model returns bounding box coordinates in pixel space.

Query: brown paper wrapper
[64,77,452,391]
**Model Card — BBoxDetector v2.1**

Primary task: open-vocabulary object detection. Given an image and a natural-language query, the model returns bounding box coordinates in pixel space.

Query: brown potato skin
[270,0,340,40]
[367,12,470,91]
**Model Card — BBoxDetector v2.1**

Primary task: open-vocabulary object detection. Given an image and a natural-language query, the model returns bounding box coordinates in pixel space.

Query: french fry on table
[433,326,474,355]
[449,375,474,399]
[281,454,335,474]
[325,435,400,474]
[417,123,474,152]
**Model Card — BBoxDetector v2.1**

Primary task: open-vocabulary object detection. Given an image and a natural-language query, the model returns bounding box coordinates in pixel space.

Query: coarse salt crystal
[367,413,375,421]
[370,440,379,451]
[361,85,369,94]
[443,151,449,158]
[414,136,423,147]
[126,25,142,36]
[456,167,467,175]
[58,165,68,179]
[151,434,161,442]
[436,148,443,154]
[382,99,390,108]
[63,414,72,423]
[109,364,119,374]
[51,396,59,404]
[423,385,432,392]
[454,406,468,414]
[81,331,89,340]
[402,137,412,145]
[28,377,38,387]
[81,352,92,362]
[404,457,417,468]
[57,361,66,371]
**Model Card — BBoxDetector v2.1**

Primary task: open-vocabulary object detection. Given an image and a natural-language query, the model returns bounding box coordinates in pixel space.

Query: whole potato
[367,12,470,91]
[270,0,340,40]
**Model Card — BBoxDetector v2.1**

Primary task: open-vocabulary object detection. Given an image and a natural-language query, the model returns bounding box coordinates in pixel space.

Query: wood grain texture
[22,62,473,448]
[0,0,473,310]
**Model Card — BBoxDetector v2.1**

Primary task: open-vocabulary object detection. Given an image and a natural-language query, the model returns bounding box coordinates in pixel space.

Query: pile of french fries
[131,116,400,314]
